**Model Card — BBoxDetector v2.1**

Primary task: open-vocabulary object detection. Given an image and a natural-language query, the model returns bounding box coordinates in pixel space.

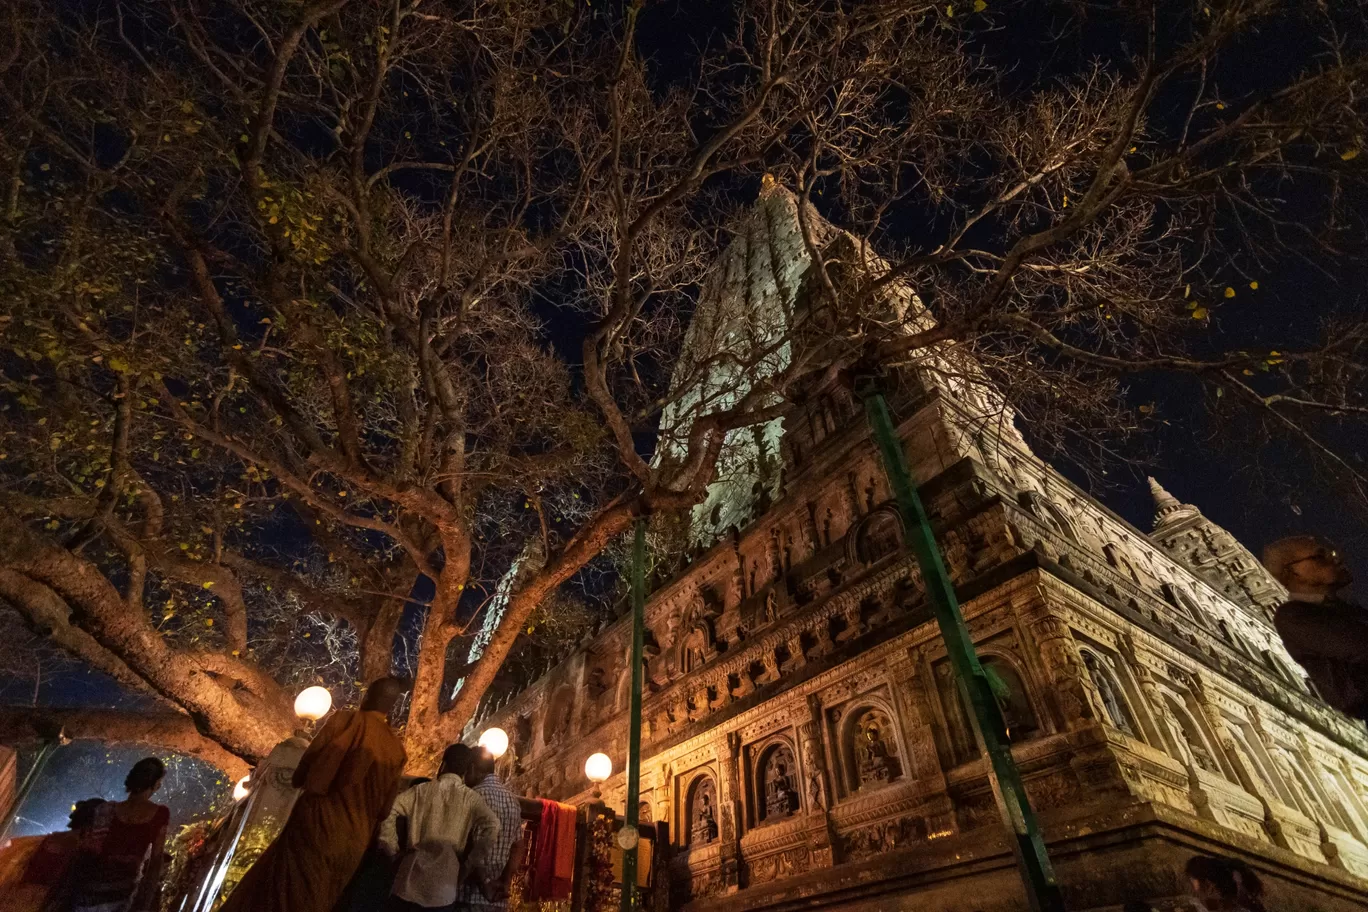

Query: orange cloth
[526,800,577,901]
[219,710,406,912]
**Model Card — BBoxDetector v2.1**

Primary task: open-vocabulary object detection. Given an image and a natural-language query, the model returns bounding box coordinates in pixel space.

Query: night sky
[4,0,1365,836]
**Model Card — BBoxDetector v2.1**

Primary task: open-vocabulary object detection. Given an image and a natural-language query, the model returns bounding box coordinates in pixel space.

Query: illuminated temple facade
[470,188,1368,910]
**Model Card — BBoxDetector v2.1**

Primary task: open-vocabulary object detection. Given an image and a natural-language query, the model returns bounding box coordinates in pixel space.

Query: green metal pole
[620,519,647,911]
[860,381,1064,912]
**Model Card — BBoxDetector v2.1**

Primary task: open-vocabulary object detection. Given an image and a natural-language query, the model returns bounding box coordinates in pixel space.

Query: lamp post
[585,753,612,800]
[620,519,647,911]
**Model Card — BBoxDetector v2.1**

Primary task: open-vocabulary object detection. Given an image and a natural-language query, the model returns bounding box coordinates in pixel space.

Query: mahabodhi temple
[464,187,1368,911]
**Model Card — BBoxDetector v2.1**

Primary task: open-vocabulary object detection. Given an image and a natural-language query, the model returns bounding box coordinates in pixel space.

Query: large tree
[1,0,1365,773]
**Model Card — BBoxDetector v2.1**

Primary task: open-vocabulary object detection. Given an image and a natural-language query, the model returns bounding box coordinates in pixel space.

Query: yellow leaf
[1242,369,1254,375]
[1249,281,1259,290]
[1215,102,1225,111]
[1191,306,1209,319]
[1138,404,1154,414]
[1342,148,1360,161]
[973,0,986,10]
[232,650,240,656]
[181,101,194,113]
[945,3,953,15]
[202,581,214,589]
[1223,286,1235,298]
[40,163,50,172]
[205,618,214,626]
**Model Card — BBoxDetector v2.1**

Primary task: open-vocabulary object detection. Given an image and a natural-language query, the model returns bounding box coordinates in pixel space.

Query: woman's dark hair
[1185,855,1240,903]
[68,798,105,830]
[125,757,166,794]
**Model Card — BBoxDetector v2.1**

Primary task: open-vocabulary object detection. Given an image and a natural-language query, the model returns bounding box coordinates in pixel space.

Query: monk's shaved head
[361,676,409,714]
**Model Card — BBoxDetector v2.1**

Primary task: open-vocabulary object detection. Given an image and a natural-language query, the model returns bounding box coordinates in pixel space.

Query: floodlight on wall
[478,727,510,759]
[294,686,333,722]
[585,752,612,798]
[233,776,251,802]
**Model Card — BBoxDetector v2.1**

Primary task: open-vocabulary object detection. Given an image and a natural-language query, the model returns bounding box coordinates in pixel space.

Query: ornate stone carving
[689,776,720,845]
[747,847,809,884]
[841,814,929,861]
[760,743,800,821]
[798,700,829,811]
[853,707,903,787]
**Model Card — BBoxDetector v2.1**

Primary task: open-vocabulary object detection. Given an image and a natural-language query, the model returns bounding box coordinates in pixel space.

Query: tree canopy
[1,0,1365,773]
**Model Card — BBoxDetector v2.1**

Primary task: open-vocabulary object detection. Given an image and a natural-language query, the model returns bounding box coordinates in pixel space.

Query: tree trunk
[0,707,250,780]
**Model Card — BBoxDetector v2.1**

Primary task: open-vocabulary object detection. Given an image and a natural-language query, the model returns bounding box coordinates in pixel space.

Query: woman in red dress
[70,758,170,912]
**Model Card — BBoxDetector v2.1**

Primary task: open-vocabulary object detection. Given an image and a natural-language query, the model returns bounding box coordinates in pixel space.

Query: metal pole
[859,381,1064,912]
[0,740,58,846]
[620,519,647,911]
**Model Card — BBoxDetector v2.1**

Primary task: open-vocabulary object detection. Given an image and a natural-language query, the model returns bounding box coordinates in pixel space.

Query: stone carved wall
[465,323,1368,908]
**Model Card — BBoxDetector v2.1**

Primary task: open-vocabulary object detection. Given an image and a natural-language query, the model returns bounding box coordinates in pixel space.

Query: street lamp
[294,686,332,722]
[585,752,612,799]
[478,727,509,759]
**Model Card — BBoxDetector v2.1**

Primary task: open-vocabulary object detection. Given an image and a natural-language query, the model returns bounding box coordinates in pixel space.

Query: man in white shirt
[379,744,500,911]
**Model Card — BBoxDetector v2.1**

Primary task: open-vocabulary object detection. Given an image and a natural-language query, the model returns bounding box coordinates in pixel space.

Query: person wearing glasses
[1264,536,1366,721]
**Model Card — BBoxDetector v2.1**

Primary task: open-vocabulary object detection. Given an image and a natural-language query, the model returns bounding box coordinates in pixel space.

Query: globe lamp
[478,727,510,759]
[585,752,612,798]
[294,685,333,722]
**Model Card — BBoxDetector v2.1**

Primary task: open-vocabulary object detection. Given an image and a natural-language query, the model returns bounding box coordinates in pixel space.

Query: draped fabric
[524,800,576,902]
[219,710,406,912]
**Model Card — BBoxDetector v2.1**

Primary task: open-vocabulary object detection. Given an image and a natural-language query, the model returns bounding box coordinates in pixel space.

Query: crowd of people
[222,677,524,912]
[0,603,1353,912]
[0,678,525,912]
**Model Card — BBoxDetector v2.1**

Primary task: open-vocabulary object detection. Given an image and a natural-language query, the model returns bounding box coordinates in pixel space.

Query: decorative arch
[1080,650,1137,737]
[849,507,903,565]
[981,654,1041,743]
[839,704,903,794]
[1161,583,1206,626]
[1103,543,1141,584]
[542,686,575,746]
[1162,694,1224,778]
[1279,750,1332,821]
[684,773,719,846]
[755,741,800,823]
[1018,491,1077,542]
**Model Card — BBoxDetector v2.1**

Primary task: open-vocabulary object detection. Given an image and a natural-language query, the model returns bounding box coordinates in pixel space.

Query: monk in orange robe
[220,677,408,912]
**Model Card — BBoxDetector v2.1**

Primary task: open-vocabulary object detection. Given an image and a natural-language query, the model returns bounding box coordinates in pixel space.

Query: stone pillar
[718,733,743,892]
[658,762,675,840]
[799,695,838,867]
[1024,607,1097,731]
[889,647,954,834]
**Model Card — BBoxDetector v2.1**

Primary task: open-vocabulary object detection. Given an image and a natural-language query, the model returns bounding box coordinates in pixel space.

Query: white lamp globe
[294,685,333,721]
[478,727,510,759]
[233,776,251,802]
[584,752,613,784]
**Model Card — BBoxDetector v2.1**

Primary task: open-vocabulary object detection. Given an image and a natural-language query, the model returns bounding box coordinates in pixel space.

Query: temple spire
[1148,476,1199,530]
[1145,476,1282,613]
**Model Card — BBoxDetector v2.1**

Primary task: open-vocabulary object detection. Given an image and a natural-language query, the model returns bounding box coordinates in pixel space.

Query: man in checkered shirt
[456,749,524,912]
